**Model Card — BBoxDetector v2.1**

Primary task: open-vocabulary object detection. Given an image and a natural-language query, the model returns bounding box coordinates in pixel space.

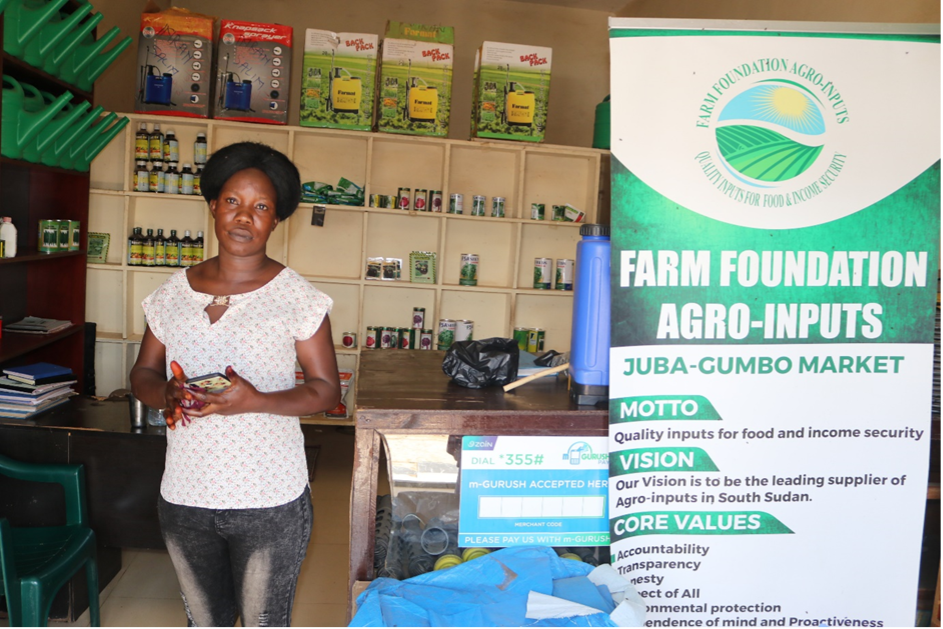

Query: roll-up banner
[608,18,939,627]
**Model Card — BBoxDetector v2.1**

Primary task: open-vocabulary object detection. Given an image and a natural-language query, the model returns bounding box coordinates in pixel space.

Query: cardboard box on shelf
[213,20,293,125]
[300,30,378,131]
[471,42,552,143]
[376,21,453,138]
[135,4,215,118]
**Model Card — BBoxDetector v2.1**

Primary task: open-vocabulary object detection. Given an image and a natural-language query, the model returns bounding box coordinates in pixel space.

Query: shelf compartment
[88,193,126,265]
[287,207,364,279]
[514,292,574,353]
[362,284,435,339]
[439,289,511,340]
[128,197,207,261]
[522,151,597,222]
[448,145,521,218]
[293,132,368,196]
[94,340,127,397]
[311,281,361,347]
[0,324,83,364]
[517,223,581,289]
[369,137,446,200]
[364,212,440,272]
[442,220,516,288]
[86,268,124,338]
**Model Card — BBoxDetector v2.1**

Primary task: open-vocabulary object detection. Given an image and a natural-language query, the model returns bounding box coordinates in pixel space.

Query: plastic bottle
[166,229,180,267]
[194,164,203,197]
[194,230,204,264]
[569,223,610,405]
[194,132,207,165]
[180,230,193,267]
[165,162,180,195]
[148,163,160,193]
[155,228,166,266]
[128,227,143,266]
[0,217,17,258]
[180,163,194,195]
[143,228,156,266]
[148,123,163,162]
[163,129,179,163]
[135,160,149,192]
[135,123,149,161]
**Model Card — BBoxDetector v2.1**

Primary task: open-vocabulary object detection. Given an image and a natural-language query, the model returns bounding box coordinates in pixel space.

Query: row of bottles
[128,227,204,267]
[135,123,207,165]
[134,160,202,195]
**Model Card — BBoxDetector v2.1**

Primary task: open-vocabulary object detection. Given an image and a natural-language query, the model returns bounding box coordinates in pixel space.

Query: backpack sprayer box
[213,20,292,125]
[135,4,215,118]
[376,22,453,138]
[300,30,378,131]
[471,42,552,142]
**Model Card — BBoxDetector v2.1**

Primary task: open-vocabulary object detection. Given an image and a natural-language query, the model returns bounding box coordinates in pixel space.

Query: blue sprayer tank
[569,223,610,405]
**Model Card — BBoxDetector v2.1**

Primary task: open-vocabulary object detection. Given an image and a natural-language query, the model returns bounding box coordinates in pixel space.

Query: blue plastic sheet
[350,546,620,627]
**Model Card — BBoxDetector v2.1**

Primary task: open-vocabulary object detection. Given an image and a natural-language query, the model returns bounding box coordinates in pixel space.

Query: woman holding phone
[130,142,340,627]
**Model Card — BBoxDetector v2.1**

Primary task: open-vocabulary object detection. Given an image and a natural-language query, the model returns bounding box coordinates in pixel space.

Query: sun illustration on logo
[716,80,826,187]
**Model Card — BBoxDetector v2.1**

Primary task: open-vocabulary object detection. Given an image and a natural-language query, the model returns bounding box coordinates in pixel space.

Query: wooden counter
[348,350,607,618]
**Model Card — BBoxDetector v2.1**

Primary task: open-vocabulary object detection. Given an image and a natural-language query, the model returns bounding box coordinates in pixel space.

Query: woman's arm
[130,327,190,428]
[186,315,341,418]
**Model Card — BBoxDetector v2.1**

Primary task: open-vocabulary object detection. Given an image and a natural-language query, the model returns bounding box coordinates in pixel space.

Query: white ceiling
[506,0,628,14]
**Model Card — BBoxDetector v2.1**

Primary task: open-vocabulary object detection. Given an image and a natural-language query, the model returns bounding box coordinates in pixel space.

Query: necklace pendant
[211,295,231,307]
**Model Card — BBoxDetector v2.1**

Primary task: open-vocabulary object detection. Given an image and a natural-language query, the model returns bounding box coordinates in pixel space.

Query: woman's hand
[162,360,191,430]
[180,365,262,418]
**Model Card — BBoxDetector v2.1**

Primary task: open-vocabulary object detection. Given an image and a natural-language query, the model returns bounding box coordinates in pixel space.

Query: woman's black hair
[201,141,302,220]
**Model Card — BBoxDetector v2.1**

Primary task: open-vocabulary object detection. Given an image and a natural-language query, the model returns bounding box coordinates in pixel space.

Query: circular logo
[715,81,826,187]
[142,26,155,39]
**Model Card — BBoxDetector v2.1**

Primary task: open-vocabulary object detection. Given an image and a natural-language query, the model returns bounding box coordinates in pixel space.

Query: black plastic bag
[441,338,520,388]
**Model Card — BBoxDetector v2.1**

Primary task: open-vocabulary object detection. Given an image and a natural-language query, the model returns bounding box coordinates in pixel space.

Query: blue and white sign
[459,436,610,547]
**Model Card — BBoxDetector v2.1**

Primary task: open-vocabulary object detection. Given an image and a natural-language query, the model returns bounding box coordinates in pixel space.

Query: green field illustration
[377,62,451,136]
[300,52,376,130]
[716,125,823,182]
[475,64,550,141]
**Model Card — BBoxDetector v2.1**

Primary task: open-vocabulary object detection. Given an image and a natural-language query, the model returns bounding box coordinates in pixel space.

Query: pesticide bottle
[569,223,610,405]
[194,133,207,165]
[135,123,149,160]
[194,230,204,263]
[148,124,163,162]
[180,163,194,195]
[0,217,17,258]
[166,229,180,267]
[163,129,179,163]
[135,160,149,192]
[180,230,193,267]
[155,228,166,266]
[165,162,180,195]
[194,164,203,197]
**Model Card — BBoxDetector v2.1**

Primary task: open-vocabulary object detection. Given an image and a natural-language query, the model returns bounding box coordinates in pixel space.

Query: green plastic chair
[0,454,100,627]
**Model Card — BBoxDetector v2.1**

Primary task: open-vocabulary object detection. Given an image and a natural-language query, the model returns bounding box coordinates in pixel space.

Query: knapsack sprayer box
[135,4,215,118]
[300,30,378,131]
[471,42,552,142]
[213,20,293,125]
[376,22,453,138]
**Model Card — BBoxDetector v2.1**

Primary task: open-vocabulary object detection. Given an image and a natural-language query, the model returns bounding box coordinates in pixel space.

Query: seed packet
[409,251,436,284]
[365,256,384,279]
[382,258,402,280]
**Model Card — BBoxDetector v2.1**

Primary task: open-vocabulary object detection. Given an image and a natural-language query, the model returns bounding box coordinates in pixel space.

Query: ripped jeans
[158,487,312,627]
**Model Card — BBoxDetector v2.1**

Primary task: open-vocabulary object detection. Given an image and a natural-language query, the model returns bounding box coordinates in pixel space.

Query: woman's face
[209,168,278,257]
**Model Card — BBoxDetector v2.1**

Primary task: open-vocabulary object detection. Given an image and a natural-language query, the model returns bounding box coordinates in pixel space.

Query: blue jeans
[158,487,313,627]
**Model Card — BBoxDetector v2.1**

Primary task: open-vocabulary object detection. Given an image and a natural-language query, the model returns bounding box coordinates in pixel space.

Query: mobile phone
[185,372,232,393]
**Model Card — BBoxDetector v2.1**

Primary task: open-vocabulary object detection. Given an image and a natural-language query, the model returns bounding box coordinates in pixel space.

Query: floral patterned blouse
[142,267,332,509]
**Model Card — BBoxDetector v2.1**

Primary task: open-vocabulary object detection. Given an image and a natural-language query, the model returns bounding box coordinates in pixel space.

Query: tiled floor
[4,426,356,628]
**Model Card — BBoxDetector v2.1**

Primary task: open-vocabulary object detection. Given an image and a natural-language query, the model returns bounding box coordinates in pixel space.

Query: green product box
[471,41,552,143]
[300,29,378,131]
[376,22,454,138]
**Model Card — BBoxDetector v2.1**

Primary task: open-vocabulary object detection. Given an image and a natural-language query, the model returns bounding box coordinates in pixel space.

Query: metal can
[412,307,426,329]
[455,320,474,342]
[39,220,58,253]
[513,327,529,351]
[527,328,545,354]
[531,203,545,220]
[437,319,457,349]
[471,195,486,217]
[57,220,71,250]
[430,190,443,213]
[397,187,411,210]
[69,220,81,251]
[413,188,428,211]
[459,253,479,286]
[555,258,574,291]
[534,257,553,289]
[342,332,357,348]
[381,327,396,349]
[398,327,412,349]
[419,329,434,350]
[364,326,380,349]
[449,193,464,214]
[552,205,567,221]
[491,197,505,218]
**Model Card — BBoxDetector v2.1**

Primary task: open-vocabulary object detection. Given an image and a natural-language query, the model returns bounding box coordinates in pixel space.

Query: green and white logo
[715,80,826,185]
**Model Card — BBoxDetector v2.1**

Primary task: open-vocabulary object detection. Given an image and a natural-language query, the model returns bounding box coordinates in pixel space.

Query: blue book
[3,362,73,384]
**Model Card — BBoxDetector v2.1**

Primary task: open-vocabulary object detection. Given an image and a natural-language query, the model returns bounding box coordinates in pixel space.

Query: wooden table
[348,350,608,618]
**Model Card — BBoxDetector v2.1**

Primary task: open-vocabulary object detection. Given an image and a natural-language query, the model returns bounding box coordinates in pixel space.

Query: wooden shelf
[1,53,93,103]
[0,248,85,264]
[0,156,91,178]
[0,325,83,364]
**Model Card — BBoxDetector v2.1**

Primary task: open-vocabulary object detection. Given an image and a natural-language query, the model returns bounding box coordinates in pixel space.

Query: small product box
[376,21,454,138]
[213,20,293,125]
[301,29,378,131]
[135,3,215,119]
[471,41,552,143]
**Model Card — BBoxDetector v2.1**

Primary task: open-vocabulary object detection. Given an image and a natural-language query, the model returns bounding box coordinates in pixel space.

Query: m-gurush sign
[608,19,939,627]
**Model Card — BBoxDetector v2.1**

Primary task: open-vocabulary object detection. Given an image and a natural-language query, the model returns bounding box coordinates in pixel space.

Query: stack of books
[0,363,77,419]
[5,317,73,335]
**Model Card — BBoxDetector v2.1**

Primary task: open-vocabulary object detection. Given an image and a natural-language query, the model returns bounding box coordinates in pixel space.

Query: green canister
[57,220,70,251]
[552,205,567,221]
[38,220,59,253]
[531,203,545,220]
[513,327,529,351]
[69,220,81,251]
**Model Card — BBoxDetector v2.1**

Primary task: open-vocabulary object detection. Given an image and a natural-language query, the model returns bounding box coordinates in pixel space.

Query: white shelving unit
[87,114,606,423]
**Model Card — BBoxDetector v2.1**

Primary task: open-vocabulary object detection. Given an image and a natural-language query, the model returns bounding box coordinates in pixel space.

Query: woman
[130,142,340,627]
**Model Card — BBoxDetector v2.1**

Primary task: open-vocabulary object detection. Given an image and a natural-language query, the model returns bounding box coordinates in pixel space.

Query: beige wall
[91,0,613,147]
[617,0,940,23]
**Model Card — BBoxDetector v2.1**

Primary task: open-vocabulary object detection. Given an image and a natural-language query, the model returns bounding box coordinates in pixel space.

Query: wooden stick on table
[503,363,570,392]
